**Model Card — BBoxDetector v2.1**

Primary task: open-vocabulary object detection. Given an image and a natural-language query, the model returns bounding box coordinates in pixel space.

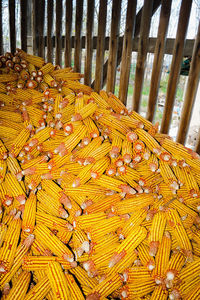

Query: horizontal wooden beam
[43,36,195,57]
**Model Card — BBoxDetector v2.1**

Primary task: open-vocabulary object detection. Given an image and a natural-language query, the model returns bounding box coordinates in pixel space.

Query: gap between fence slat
[65,0,73,67]
[160,0,193,134]
[9,0,16,53]
[146,0,172,122]
[94,0,107,92]
[74,0,83,72]
[176,21,200,145]
[132,0,154,112]
[106,0,122,94]
[20,0,27,52]
[56,0,62,65]
[47,0,53,62]
[84,0,95,86]
[118,0,137,105]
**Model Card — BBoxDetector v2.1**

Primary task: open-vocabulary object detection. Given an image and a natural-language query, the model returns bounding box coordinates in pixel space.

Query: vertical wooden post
[195,130,200,155]
[132,0,154,112]
[74,0,83,72]
[47,0,53,62]
[84,0,95,86]
[32,0,45,57]
[56,0,62,66]
[9,0,16,53]
[0,0,3,54]
[160,0,192,134]
[176,21,200,145]
[106,0,122,93]
[65,0,73,67]
[146,0,172,122]
[94,0,107,92]
[118,0,137,104]
[20,0,28,52]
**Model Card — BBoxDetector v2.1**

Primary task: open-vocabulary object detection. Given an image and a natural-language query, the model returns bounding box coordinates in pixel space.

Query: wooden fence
[0,0,200,153]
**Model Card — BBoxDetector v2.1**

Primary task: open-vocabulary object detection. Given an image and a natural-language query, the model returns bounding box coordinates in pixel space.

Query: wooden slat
[65,0,73,67]
[84,0,95,86]
[119,0,137,104]
[106,0,122,93]
[56,0,62,66]
[94,0,107,92]
[9,0,16,53]
[146,0,172,122]
[160,0,192,134]
[195,130,200,155]
[20,0,28,52]
[0,0,3,54]
[47,0,53,62]
[132,0,154,112]
[32,0,45,57]
[176,21,200,145]
[38,0,45,58]
[74,0,83,72]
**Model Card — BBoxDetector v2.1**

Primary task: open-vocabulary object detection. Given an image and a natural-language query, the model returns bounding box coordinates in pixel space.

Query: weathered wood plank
[47,0,53,62]
[84,0,95,86]
[196,130,200,155]
[44,36,195,57]
[65,0,73,67]
[176,21,200,145]
[94,0,107,91]
[20,0,28,51]
[74,0,83,72]
[9,0,16,53]
[146,0,172,122]
[106,0,122,93]
[0,0,3,54]
[160,0,192,134]
[56,0,62,65]
[132,0,154,112]
[32,0,45,57]
[118,0,137,104]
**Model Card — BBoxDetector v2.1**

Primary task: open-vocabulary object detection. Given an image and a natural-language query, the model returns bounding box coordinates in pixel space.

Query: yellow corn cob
[150,285,168,300]
[120,278,156,299]
[38,62,55,75]
[87,273,123,299]
[47,261,70,299]
[22,192,36,233]
[149,211,167,256]
[24,275,51,300]
[123,266,152,283]
[0,216,21,273]
[65,272,85,299]
[34,224,74,262]
[6,271,31,300]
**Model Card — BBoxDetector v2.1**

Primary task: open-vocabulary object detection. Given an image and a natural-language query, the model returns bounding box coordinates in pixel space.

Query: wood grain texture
[146,0,172,122]
[32,0,45,57]
[132,0,154,112]
[9,0,16,53]
[0,0,3,54]
[56,0,62,65]
[177,21,200,145]
[160,0,192,134]
[74,0,83,72]
[94,0,107,92]
[119,0,137,104]
[196,130,200,155]
[20,0,28,51]
[106,0,122,93]
[84,0,95,86]
[65,0,73,67]
[47,0,53,62]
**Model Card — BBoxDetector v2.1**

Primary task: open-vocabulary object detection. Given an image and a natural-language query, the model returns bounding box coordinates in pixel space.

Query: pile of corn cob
[0,49,200,300]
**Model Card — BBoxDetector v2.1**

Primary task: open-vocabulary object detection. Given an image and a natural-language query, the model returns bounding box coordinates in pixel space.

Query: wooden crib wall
[0,0,200,153]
